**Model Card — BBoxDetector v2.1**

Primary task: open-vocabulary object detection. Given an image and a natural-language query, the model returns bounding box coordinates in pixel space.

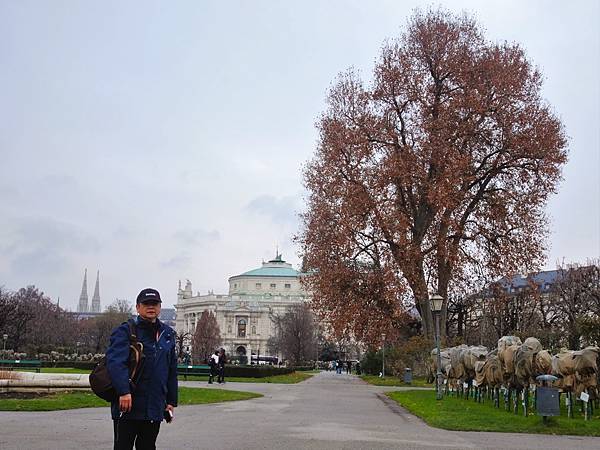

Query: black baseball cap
[136,288,162,304]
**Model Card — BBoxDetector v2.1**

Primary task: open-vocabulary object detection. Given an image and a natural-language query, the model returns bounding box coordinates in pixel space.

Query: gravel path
[0,371,597,449]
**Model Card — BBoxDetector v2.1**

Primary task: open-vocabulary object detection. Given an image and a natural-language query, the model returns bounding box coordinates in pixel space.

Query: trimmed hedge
[42,361,97,370]
[224,365,293,378]
[41,362,295,378]
[292,366,315,372]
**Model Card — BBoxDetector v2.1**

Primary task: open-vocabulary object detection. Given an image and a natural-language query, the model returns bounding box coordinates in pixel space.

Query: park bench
[177,364,211,380]
[0,359,42,373]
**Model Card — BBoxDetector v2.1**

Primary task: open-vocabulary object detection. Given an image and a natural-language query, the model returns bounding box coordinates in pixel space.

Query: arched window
[238,319,247,337]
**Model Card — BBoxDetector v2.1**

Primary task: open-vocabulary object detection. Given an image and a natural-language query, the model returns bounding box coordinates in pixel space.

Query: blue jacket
[106,316,178,421]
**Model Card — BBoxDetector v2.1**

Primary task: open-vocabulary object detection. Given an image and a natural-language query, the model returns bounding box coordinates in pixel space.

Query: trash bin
[403,368,412,384]
[535,375,559,424]
[536,387,560,416]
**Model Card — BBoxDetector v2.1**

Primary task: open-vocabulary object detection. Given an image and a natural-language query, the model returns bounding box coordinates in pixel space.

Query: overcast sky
[1,1,598,310]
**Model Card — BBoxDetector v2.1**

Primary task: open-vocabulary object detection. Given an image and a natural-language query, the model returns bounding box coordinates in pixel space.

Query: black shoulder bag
[89,319,145,402]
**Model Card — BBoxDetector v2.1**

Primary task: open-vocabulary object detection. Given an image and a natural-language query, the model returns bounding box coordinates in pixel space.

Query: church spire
[78,269,89,312]
[91,270,101,313]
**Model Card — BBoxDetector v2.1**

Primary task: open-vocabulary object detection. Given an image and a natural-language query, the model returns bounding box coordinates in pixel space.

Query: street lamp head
[381,333,386,342]
[429,293,443,312]
[2,334,7,341]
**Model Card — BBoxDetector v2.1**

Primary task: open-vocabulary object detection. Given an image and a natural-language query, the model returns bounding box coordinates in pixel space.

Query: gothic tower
[91,270,101,313]
[78,269,89,312]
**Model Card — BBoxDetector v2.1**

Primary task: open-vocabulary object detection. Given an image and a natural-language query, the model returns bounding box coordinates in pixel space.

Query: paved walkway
[0,371,597,449]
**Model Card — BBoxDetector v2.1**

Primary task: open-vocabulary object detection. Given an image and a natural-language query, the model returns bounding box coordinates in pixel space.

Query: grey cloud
[113,226,137,240]
[10,248,68,277]
[7,216,100,254]
[39,174,79,189]
[2,216,99,279]
[8,217,100,253]
[0,183,20,201]
[173,229,220,246]
[160,253,192,269]
[245,195,301,225]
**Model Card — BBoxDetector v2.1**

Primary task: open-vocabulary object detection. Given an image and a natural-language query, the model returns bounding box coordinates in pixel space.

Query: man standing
[208,350,219,384]
[106,288,178,450]
[217,348,226,384]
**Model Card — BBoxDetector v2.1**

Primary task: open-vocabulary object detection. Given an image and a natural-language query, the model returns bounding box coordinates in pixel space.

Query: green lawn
[0,386,262,412]
[37,368,313,384]
[387,390,600,436]
[41,368,91,374]
[179,371,314,384]
[360,375,432,387]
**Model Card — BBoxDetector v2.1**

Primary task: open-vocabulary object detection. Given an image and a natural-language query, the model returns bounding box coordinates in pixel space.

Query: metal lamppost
[2,334,7,352]
[257,346,260,366]
[381,333,386,378]
[430,293,444,400]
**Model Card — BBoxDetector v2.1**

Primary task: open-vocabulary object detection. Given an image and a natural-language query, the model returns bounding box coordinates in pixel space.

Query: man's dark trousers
[114,419,160,450]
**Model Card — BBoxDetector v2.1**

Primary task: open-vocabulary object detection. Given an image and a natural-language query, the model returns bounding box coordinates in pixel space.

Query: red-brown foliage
[298,9,567,341]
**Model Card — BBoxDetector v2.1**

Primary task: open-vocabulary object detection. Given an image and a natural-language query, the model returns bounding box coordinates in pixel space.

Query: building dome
[234,254,300,278]
[228,254,305,295]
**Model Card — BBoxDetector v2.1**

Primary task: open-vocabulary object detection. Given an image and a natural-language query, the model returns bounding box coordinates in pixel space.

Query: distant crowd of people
[327,360,361,375]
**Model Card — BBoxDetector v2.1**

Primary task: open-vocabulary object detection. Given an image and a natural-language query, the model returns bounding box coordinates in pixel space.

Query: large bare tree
[191,310,221,364]
[298,9,567,339]
[0,286,79,354]
[549,262,600,349]
[270,304,317,365]
[78,299,132,353]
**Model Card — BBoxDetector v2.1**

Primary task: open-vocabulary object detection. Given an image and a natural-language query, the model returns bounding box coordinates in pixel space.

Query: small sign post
[580,391,590,421]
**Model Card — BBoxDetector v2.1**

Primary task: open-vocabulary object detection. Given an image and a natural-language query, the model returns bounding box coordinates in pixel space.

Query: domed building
[175,254,310,362]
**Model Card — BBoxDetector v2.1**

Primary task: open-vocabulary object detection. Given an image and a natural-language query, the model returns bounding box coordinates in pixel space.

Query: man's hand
[119,394,132,413]
[165,404,175,423]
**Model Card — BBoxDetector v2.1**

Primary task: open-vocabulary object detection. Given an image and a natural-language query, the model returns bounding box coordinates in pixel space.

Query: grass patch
[0,386,262,411]
[387,390,600,436]
[176,387,262,405]
[35,368,313,384]
[361,375,432,387]
[0,391,106,411]
[41,368,91,374]
[179,371,313,384]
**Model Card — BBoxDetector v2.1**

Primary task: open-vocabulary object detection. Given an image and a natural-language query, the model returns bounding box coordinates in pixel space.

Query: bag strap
[126,319,145,385]
[127,319,138,344]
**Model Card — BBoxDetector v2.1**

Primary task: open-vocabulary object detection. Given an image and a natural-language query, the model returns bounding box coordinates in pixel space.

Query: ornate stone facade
[175,254,309,361]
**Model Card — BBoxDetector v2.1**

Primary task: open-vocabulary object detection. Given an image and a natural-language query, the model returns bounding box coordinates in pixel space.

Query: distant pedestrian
[346,361,352,374]
[217,348,226,384]
[208,351,219,384]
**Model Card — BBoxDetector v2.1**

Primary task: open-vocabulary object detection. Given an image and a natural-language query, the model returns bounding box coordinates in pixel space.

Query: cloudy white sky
[1,1,598,310]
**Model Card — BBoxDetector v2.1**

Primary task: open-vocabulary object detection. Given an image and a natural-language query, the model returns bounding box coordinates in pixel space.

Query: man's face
[136,301,161,322]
